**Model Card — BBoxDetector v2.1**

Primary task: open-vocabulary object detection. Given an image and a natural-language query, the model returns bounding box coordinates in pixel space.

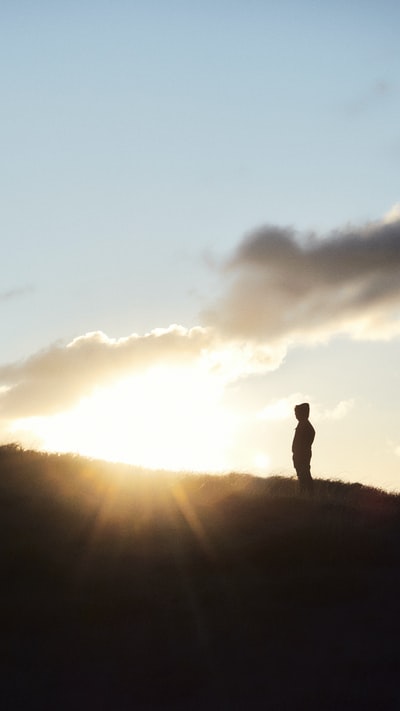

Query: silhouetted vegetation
[1,444,400,709]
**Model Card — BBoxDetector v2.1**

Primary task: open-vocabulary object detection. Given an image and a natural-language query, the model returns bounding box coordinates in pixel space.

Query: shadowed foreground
[1,444,400,709]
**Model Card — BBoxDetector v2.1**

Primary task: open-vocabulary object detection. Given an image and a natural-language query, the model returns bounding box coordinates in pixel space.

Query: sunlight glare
[253,452,271,472]
[11,365,236,472]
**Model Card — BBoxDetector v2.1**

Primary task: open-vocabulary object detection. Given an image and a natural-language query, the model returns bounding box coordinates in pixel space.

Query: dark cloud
[0,326,214,418]
[346,79,394,115]
[0,285,34,302]
[204,218,400,343]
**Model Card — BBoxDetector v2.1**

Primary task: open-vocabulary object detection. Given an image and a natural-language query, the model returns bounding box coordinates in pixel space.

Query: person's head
[294,402,310,422]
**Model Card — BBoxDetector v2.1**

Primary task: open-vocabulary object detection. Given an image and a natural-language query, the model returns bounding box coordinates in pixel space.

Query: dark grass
[1,444,400,709]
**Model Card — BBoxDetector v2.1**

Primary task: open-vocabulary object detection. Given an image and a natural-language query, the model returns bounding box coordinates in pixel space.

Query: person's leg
[303,462,313,494]
[295,466,306,493]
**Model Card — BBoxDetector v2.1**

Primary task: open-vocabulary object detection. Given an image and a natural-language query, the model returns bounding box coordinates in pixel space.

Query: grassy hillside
[1,444,400,709]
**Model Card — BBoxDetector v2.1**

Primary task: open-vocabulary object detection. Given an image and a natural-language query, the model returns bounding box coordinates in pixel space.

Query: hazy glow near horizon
[11,366,240,472]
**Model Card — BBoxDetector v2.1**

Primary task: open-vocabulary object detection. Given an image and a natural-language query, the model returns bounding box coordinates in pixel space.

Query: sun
[11,365,237,472]
[253,452,271,472]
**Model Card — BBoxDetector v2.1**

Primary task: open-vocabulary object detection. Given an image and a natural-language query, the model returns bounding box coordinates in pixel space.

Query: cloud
[0,326,214,418]
[316,399,355,421]
[258,394,304,422]
[0,285,34,303]
[2,208,398,432]
[258,395,354,423]
[384,203,400,224]
[0,325,283,420]
[346,79,393,115]
[204,213,400,344]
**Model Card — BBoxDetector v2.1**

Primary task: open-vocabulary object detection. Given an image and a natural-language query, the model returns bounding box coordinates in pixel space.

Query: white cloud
[258,395,354,423]
[258,393,307,421]
[384,203,400,224]
[0,325,213,418]
[0,324,285,422]
[316,399,355,421]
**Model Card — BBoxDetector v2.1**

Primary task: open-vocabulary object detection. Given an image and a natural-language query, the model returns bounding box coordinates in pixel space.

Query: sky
[1,1,400,490]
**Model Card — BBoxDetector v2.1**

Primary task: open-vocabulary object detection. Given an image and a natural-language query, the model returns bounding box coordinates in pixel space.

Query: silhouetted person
[292,402,315,494]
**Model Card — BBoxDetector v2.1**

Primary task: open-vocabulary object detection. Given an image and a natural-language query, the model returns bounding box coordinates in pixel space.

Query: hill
[1,444,400,709]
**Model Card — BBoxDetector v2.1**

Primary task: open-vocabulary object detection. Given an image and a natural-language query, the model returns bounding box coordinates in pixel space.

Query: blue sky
[1,2,400,489]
